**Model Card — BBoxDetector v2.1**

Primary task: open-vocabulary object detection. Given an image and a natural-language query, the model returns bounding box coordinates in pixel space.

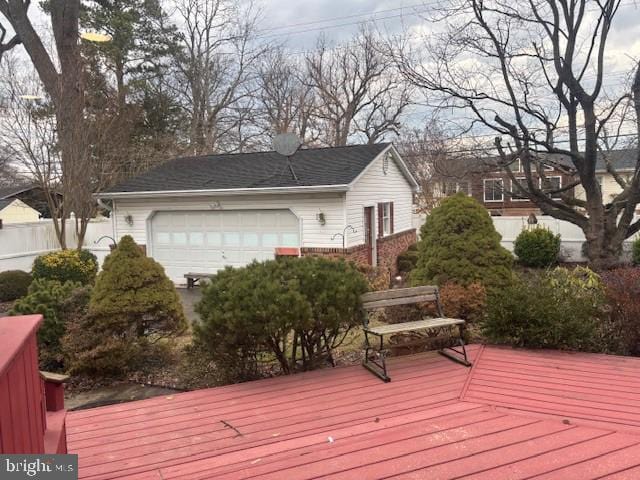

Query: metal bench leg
[438,324,472,367]
[362,331,391,382]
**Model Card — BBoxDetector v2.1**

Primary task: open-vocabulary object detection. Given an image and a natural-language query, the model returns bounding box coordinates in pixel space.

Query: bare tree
[399,121,477,211]
[0,56,67,243]
[254,47,320,145]
[306,28,412,146]
[0,21,19,62]
[0,150,23,186]
[170,0,264,154]
[0,0,98,248]
[393,0,640,268]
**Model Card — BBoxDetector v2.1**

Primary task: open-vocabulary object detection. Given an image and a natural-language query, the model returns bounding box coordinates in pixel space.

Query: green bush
[0,270,32,302]
[483,267,605,350]
[10,279,80,370]
[411,193,513,290]
[397,244,419,274]
[32,249,98,285]
[514,227,561,267]
[64,236,186,376]
[194,257,368,383]
[632,237,640,266]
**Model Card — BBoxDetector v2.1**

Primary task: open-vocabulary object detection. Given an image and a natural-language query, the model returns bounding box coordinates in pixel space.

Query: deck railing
[0,315,67,454]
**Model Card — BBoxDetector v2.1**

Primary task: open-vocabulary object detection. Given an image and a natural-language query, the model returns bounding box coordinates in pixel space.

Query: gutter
[95,184,350,200]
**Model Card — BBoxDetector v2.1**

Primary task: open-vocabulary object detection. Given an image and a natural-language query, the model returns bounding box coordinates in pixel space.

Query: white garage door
[151,210,300,282]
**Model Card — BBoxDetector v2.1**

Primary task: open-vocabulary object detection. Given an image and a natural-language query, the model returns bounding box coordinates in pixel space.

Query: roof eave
[95,184,350,200]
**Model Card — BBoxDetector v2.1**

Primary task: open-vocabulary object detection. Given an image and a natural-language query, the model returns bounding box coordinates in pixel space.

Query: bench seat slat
[361,286,437,303]
[363,294,438,310]
[364,317,464,336]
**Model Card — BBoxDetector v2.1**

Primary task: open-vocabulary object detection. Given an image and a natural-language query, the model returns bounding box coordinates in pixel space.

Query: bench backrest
[361,285,443,316]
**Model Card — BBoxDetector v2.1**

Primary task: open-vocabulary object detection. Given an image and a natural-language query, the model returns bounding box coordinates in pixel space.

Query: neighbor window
[378,202,394,237]
[483,179,504,202]
[540,176,562,199]
[441,180,470,196]
[511,178,528,201]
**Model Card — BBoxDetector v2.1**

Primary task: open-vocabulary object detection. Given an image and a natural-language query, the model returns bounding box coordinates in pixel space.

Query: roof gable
[105,144,392,196]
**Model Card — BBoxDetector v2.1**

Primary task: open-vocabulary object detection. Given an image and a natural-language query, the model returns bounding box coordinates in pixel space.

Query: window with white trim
[540,176,562,199]
[483,178,504,202]
[381,202,392,236]
[511,178,528,201]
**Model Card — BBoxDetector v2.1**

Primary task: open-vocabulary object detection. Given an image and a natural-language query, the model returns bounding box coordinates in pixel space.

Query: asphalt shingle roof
[0,184,35,199]
[471,148,637,172]
[106,143,391,194]
[0,198,13,210]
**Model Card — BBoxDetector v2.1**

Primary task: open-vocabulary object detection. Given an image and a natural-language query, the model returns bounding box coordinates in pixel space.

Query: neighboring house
[467,157,574,216]
[0,184,61,218]
[430,149,638,216]
[97,143,419,283]
[574,148,638,209]
[0,198,40,224]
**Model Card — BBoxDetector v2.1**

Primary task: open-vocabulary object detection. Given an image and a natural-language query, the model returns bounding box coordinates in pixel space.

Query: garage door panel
[151,210,300,283]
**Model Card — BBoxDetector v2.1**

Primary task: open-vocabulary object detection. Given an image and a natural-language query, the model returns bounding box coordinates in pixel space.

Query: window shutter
[377,203,383,238]
[390,202,394,234]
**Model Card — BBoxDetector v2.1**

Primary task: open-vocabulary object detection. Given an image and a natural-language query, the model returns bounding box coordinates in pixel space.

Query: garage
[150,209,300,282]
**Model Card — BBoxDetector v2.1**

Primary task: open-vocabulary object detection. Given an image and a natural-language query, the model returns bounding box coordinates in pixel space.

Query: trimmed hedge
[0,270,32,302]
[32,249,98,285]
[514,226,561,267]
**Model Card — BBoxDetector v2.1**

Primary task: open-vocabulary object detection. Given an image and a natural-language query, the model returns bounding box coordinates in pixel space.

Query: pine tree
[411,193,513,290]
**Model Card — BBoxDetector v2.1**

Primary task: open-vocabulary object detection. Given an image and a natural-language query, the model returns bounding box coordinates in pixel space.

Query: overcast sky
[5,1,640,141]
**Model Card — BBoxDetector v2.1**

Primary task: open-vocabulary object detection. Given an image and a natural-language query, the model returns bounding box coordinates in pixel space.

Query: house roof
[0,184,37,199]
[67,345,640,479]
[471,148,637,173]
[102,143,416,197]
[0,198,14,211]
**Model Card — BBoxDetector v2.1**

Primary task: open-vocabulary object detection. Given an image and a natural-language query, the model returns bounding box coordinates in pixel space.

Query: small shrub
[33,249,98,285]
[601,267,640,355]
[633,237,640,266]
[357,264,390,291]
[65,236,186,376]
[0,270,32,301]
[397,244,419,274]
[483,267,605,351]
[411,193,513,291]
[514,226,561,268]
[10,279,80,370]
[440,282,487,323]
[194,257,368,383]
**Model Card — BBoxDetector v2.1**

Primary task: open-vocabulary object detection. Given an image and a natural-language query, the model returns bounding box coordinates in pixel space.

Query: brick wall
[300,228,417,277]
[300,244,369,267]
[376,229,417,276]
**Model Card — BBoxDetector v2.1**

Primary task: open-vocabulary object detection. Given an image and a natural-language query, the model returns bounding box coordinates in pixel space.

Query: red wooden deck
[67,345,640,479]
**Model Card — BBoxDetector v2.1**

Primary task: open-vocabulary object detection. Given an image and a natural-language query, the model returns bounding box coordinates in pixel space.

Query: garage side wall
[112,193,347,250]
[345,151,415,248]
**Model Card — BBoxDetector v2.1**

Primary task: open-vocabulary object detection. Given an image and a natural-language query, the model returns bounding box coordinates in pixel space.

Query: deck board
[66,345,640,479]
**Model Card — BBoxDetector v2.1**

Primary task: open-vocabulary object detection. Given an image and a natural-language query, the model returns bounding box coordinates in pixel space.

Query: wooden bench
[361,285,471,382]
[184,272,215,289]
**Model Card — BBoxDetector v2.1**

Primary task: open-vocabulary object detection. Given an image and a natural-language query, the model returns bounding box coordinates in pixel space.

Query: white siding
[113,193,346,250]
[0,199,40,224]
[345,151,414,247]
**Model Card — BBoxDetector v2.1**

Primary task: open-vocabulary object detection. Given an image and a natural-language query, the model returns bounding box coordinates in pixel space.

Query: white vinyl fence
[0,218,114,272]
[412,213,639,262]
